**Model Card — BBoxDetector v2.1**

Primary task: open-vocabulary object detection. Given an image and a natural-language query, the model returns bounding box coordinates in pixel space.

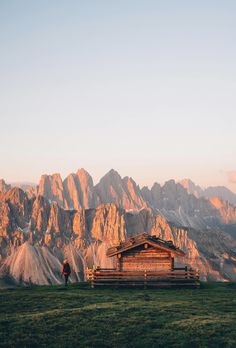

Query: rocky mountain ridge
[2,172,236,204]
[0,188,236,285]
[35,169,236,230]
[2,170,236,231]
[179,178,236,204]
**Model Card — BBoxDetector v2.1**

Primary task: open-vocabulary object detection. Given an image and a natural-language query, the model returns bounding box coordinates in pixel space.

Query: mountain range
[30,169,236,228]
[179,178,236,204]
[0,169,236,285]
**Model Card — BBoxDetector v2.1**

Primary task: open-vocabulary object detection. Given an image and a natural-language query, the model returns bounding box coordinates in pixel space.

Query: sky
[0,0,236,191]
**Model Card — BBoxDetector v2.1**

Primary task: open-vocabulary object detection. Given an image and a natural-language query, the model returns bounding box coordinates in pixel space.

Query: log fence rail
[85,267,200,288]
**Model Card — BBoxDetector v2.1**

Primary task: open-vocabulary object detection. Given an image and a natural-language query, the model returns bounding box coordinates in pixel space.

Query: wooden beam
[117,254,121,271]
[171,257,174,270]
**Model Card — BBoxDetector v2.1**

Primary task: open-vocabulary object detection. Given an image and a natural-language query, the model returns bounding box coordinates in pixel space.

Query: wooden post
[171,257,174,270]
[91,270,94,289]
[117,253,121,271]
[144,269,147,289]
[91,265,96,288]
[185,265,188,279]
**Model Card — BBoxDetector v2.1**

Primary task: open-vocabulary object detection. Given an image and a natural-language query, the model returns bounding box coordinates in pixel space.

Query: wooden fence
[85,268,200,288]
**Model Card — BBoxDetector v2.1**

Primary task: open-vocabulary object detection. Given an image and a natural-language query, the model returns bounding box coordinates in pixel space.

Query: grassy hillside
[0,283,236,347]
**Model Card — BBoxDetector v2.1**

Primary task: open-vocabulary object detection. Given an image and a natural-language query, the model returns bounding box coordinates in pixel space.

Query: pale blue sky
[0,1,236,191]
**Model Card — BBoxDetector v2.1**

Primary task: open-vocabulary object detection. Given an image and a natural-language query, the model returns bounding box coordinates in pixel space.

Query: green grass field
[0,283,236,348]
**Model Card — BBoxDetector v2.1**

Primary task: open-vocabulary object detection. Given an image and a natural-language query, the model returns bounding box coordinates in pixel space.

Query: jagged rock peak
[179,178,203,197]
[101,169,122,180]
[76,168,92,177]
[39,173,64,191]
[95,170,146,210]
[179,179,236,204]
[5,187,27,203]
[151,182,161,190]
[123,176,147,208]
[76,168,94,190]
[162,179,188,196]
[0,179,11,193]
[163,179,176,187]
[63,168,96,209]
[180,178,196,187]
[141,183,161,208]
[2,187,32,230]
[38,173,65,207]
[39,173,62,181]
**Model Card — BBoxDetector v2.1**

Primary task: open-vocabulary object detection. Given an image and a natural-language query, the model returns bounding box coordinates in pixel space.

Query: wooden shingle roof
[106,233,185,257]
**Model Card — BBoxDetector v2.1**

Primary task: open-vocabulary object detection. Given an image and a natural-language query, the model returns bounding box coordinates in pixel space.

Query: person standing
[62,259,71,286]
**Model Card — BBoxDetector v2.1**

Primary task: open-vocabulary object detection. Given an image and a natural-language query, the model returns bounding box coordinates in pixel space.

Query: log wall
[118,245,172,271]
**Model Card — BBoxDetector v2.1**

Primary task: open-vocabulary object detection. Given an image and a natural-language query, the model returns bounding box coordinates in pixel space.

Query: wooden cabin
[106,233,185,272]
[86,233,200,288]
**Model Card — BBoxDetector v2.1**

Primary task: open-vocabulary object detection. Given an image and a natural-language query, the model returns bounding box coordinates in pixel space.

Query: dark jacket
[62,262,71,275]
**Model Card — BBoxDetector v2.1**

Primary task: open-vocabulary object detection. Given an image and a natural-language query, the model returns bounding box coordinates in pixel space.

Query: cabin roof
[106,233,185,257]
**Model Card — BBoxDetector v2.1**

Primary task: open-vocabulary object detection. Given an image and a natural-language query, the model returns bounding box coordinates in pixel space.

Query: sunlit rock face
[38,169,98,210]
[31,195,50,234]
[95,169,147,210]
[38,173,66,208]
[141,180,223,230]
[179,178,236,205]
[1,185,236,285]
[33,169,236,232]
[63,168,98,210]
[179,179,203,198]
[204,187,236,205]
[87,204,126,242]
[76,168,98,208]
[0,188,32,238]
[40,168,148,210]
[209,197,236,224]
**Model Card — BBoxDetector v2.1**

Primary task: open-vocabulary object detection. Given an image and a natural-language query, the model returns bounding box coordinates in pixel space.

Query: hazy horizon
[1,1,236,193]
